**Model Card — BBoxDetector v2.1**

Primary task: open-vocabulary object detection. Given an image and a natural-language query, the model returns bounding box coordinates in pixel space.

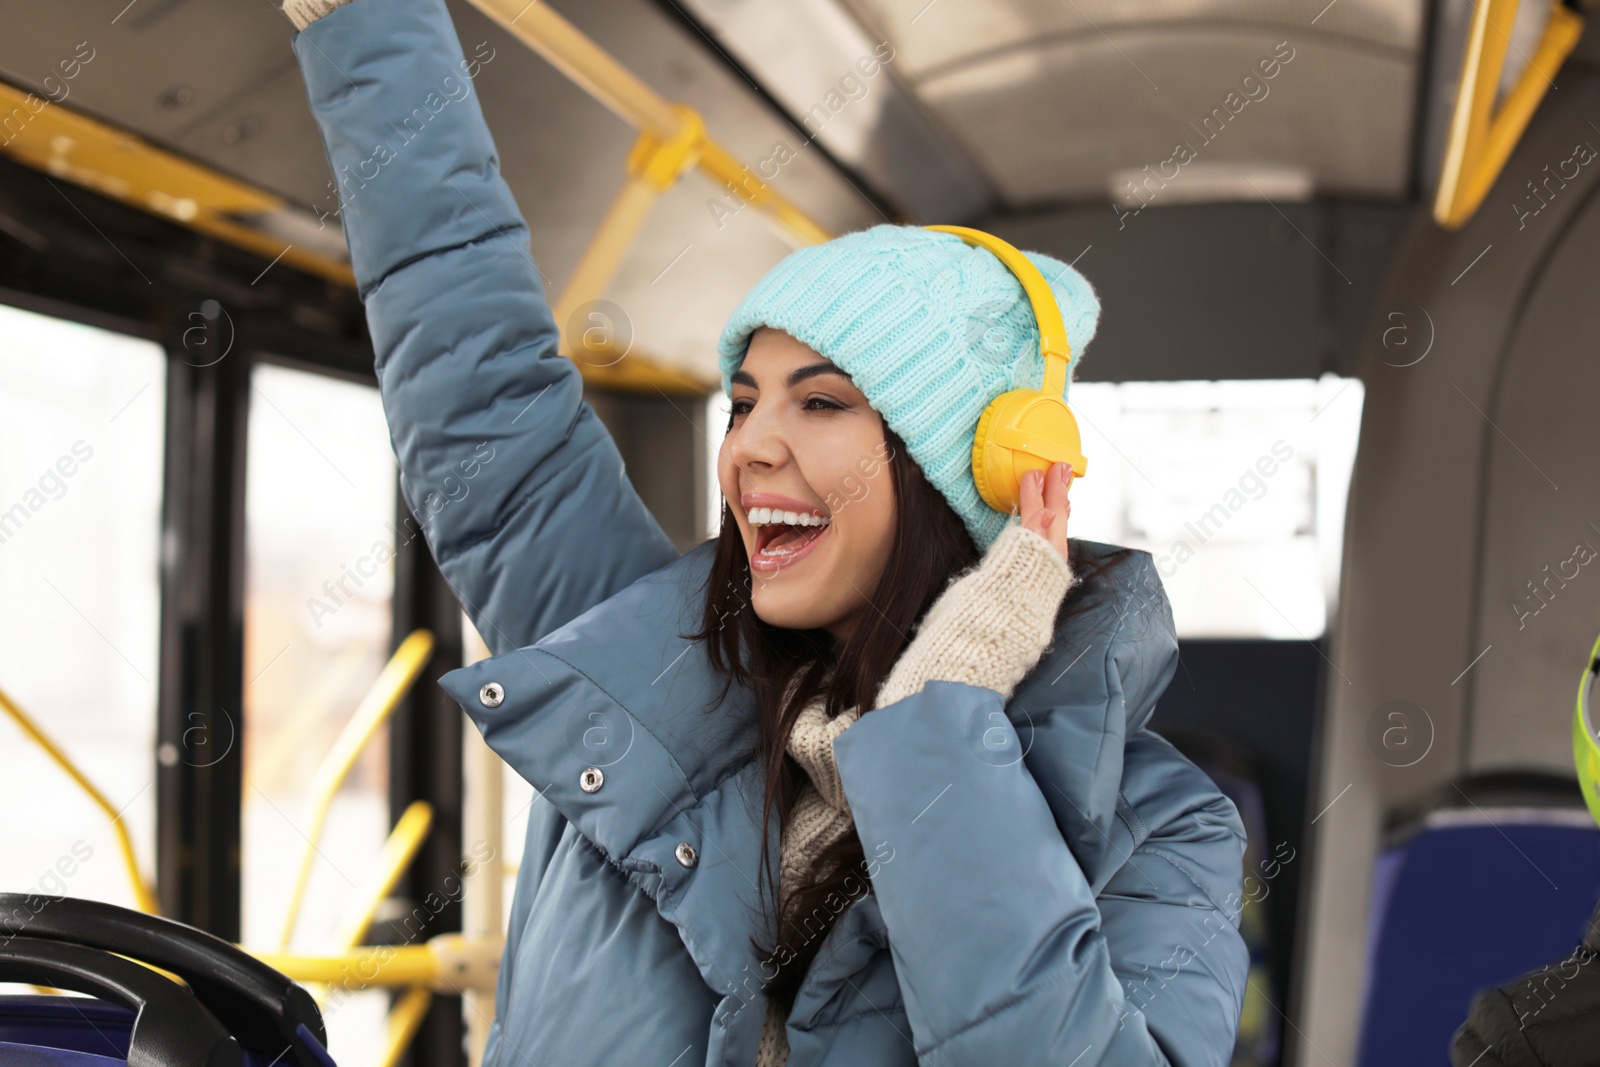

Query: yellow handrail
[464,0,830,248]
[330,800,434,950]
[458,0,835,398]
[257,944,437,988]
[276,629,435,949]
[550,106,702,376]
[1,4,841,396]
[0,83,707,395]
[0,81,357,289]
[251,934,501,992]
[1433,0,1585,228]
[0,685,158,915]
[378,987,434,1067]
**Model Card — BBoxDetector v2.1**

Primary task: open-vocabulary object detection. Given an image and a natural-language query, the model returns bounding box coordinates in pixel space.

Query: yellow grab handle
[276,630,435,949]
[0,685,157,915]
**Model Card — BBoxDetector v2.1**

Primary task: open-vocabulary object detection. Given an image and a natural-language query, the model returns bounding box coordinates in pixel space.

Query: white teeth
[748,507,830,527]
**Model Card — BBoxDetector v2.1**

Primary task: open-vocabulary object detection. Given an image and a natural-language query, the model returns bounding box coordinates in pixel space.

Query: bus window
[241,360,397,1060]
[1066,375,1362,639]
[0,303,164,919]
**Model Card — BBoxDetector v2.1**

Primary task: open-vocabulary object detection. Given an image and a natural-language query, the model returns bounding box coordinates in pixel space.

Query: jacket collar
[443,541,760,858]
[440,541,780,1061]
[440,535,1175,857]
[438,534,1178,1057]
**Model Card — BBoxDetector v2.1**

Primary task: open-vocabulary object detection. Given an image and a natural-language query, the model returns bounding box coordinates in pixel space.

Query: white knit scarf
[754,685,859,1067]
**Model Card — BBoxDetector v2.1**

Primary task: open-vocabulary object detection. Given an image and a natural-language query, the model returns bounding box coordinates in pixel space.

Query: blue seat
[0,995,333,1067]
[0,1045,124,1067]
[0,895,333,1067]
[1356,779,1600,1067]
[0,996,133,1063]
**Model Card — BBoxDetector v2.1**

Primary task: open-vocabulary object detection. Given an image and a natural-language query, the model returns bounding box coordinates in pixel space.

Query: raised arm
[288,0,681,656]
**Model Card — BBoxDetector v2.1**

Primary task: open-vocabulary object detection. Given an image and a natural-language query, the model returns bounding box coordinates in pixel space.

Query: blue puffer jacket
[290,2,1250,1063]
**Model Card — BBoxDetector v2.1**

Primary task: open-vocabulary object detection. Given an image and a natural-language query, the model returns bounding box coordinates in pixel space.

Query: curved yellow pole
[378,987,434,1067]
[1434,0,1585,228]
[463,0,831,249]
[1466,3,1585,210]
[276,629,435,949]
[331,800,434,950]
[0,685,158,915]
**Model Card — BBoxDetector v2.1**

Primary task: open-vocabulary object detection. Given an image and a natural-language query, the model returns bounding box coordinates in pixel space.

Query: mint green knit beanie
[716,223,1101,552]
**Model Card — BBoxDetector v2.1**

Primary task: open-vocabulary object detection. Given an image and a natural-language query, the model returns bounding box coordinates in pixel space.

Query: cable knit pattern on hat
[755,521,1080,1066]
[718,225,1101,553]
[282,0,352,30]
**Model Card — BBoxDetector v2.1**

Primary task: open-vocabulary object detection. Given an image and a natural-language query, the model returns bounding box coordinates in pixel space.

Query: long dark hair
[684,420,1132,1016]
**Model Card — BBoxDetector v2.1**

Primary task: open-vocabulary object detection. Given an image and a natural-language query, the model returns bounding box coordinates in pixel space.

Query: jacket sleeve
[1450,898,1600,1067]
[290,0,680,655]
[833,675,1248,1064]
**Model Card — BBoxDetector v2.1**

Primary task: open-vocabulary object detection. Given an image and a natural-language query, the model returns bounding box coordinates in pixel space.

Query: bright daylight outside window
[242,360,397,1061]
[0,303,165,935]
[1067,376,1362,639]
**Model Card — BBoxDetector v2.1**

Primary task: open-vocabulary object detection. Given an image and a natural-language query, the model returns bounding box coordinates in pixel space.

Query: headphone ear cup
[973,391,1088,517]
[971,398,1010,514]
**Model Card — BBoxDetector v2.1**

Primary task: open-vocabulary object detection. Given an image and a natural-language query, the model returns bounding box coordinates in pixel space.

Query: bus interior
[2,0,1599,1064]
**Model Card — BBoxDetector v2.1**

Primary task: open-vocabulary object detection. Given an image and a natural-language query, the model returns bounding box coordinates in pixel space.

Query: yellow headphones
[923,225,1088,516]
[1575,627,1600,828]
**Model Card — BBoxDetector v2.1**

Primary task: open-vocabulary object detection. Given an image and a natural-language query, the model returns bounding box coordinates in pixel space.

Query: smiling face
[718,327,897,644]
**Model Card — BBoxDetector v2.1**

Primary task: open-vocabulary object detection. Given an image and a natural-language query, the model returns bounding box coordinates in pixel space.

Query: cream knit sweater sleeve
[873,520,1080,710]
[282,0,353,30]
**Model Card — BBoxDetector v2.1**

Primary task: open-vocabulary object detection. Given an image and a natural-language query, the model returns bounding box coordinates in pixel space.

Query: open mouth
[750,508,831,572]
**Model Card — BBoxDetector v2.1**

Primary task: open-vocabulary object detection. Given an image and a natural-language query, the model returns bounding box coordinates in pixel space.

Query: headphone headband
[921,224,1088,514]
[1577,629,1600,828]
[923,224,1074,399]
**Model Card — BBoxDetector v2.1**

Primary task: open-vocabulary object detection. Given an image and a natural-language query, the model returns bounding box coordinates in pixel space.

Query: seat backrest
[0,994,132,1061]
[1356,807,1600,1066]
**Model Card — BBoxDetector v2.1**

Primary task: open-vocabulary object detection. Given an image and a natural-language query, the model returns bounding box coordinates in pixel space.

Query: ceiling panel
[920,28,1413,203]
[672,0,993,220]
[832,0,1422,205]
[841,0,1420,79]
[0,0,302,144]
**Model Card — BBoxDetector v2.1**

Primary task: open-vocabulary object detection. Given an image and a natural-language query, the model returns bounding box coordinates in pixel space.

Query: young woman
[285,0,1250,1064]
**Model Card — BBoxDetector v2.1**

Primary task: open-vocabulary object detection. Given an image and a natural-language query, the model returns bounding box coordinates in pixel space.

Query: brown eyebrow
[730,361,853,390]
